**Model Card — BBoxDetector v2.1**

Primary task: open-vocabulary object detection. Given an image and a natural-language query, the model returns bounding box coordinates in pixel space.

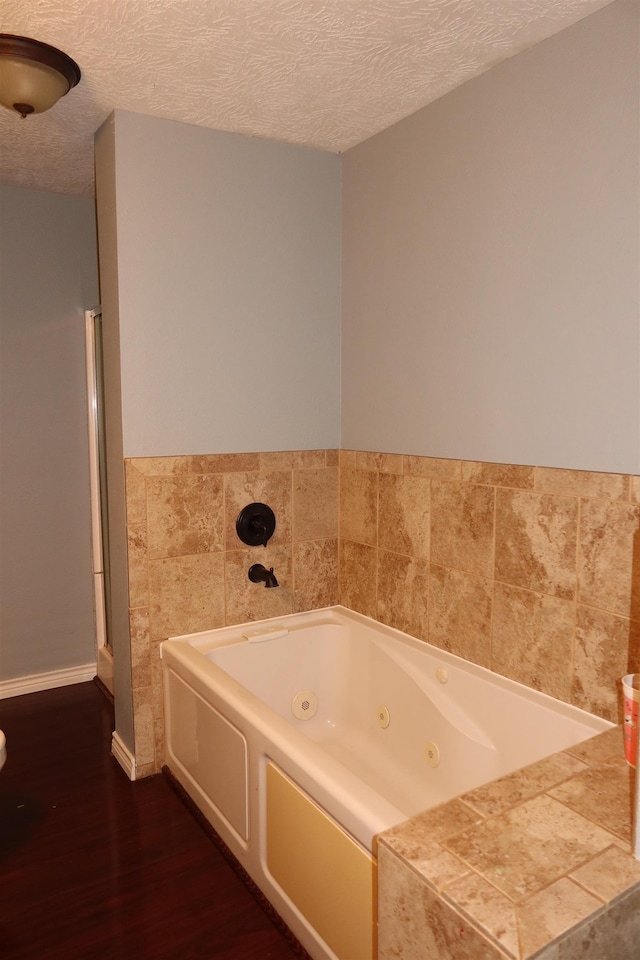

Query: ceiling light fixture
[0,34,81,118]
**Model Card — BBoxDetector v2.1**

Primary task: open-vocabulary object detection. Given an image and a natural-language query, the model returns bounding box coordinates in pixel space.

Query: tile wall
[339,451,640,725]
[123,448,640,775]
[124,450,339,776]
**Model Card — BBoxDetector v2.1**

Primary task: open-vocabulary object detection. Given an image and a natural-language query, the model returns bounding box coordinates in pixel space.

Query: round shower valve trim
[236,502,276,547]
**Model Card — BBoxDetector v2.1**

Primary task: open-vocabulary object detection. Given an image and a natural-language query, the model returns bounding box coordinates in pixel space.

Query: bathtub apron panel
[265,762,375,960]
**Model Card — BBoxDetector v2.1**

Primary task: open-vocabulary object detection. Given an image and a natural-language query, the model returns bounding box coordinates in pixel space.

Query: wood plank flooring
[0,681,307,960]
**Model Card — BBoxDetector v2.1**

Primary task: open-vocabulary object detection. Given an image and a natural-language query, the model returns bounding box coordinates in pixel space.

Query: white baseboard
[111,731,136,780]
[97,645,114,696]
[0,662,96,699]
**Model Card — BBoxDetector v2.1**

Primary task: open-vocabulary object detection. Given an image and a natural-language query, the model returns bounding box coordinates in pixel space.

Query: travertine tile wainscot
[338,451,640,724]
[123,449,640,957]
[124,450,339,777]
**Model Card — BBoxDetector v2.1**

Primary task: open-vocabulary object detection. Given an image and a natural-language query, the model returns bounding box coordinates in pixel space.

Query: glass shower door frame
[84,308,113,691]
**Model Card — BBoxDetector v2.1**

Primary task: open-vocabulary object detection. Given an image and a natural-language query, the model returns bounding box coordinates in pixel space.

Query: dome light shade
[0,34,80,118]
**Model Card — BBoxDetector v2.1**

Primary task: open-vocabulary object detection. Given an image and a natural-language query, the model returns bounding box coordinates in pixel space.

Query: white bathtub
[161,606,610,960]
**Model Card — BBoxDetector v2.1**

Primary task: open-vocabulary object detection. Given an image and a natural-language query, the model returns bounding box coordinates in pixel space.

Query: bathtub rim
[163,604,614,735]
[161,604,612,853]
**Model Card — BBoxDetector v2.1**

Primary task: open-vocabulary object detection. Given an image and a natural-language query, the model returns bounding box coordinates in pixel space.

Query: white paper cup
[622,674,640,767]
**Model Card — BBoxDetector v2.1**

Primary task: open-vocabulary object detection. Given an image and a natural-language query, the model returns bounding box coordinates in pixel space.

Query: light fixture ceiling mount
[0,34,81,118]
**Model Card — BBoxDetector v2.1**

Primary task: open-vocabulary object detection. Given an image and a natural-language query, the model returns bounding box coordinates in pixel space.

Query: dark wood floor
[0,681,306,960]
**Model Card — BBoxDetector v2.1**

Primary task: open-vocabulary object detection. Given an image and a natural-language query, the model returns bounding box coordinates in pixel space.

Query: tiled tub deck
[378,726,640,960]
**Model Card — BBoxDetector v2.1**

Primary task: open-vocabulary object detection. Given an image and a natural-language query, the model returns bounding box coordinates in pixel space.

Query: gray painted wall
[342,1,640,473]
[94,111,342,752]
[0,183,99,680]
[110,110,342,458]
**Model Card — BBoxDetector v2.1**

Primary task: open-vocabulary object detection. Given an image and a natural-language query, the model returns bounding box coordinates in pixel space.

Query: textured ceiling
[0,0,614,197]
